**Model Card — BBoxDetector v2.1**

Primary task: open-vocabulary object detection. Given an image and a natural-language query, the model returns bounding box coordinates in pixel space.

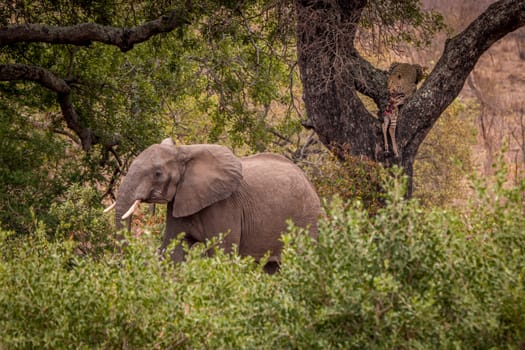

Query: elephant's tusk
[122,199,141,220]
[103,202,116,213]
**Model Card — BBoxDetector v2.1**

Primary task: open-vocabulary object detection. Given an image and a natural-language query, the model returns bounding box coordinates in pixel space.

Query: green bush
[48,184,114,256]
[308,152,386,215]
[0,101,71,233]
[277,170,525,349]
[0,170,524,349]
[0,227,184,348]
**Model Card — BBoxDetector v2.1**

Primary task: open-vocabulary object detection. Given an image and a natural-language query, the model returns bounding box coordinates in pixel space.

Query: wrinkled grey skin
[114,138,320,271]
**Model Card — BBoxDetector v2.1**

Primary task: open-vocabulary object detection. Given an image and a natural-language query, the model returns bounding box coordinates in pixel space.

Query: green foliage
[1,171,524,349]
[161,1,298,152]
[308,152,387,214]
[278,171,524,349]
[414,99,477,206]
[0,227,273,349]
[360,0,447,49]
[0,98,76,232]
[0,227,187,348]
[48,184,114,255]
[1,0,298,154]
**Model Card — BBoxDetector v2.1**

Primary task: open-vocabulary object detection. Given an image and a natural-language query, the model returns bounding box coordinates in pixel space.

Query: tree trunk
[295,0,525,197]
[295,0,383,159]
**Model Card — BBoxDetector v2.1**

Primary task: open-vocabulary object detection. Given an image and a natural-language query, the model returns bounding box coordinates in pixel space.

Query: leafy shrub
[48,184,114,256]
[413,99,477,206]
[0,227,275,349]
[278,170,525,349]
[0,170,524,349]
[0,227,187,348]
[0,101,71,233]
[308,151,386,214]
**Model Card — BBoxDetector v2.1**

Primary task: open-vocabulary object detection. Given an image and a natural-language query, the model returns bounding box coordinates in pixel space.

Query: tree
[1,0,524,201]
[0,1,297,230]
[295,0,525,195]
[0,1,297,156]
[0,3,190,151]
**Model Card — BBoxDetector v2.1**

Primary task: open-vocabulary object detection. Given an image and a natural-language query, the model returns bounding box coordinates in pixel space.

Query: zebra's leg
[388,114,399,158]
[382,115,390,153]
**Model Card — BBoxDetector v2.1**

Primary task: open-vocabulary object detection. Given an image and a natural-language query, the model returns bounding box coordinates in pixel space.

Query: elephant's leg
[382,116,390,153]
[263,255,281,274]
[160,201,197,263]
[195,197,242,257]
[159,233,195,263]
[263,261,280,274]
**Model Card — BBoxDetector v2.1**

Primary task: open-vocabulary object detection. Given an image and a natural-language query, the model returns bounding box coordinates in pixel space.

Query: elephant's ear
[172,145,242,218]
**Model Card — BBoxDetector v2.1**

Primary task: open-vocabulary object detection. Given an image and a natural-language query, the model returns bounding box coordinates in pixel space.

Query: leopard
[382,62,424,158]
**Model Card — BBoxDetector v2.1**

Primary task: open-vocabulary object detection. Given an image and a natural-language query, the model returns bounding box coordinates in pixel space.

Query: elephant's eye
[155,170,162,178]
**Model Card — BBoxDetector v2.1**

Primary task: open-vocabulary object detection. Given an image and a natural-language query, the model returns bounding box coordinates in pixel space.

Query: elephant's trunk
[115,203,132,231]
[114,179,140,231]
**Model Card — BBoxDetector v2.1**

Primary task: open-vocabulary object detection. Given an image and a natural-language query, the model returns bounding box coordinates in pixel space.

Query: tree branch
[0,8,190,52]
[0,8,190,151]
[399,0,525,157]
[0,63,116,150]
[349,53,389,113]
[56,92,97,150]
[0,64,70,93]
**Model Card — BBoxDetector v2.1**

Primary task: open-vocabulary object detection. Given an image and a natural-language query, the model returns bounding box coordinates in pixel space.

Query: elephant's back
[241,152,293,166]
[241,153,306,175]
[239,153,320,236]
[240,153,317,198]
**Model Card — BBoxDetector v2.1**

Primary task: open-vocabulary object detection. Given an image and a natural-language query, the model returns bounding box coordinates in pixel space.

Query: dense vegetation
[1,170,524,349]
[1,1,524,348]
[0,0,302,232]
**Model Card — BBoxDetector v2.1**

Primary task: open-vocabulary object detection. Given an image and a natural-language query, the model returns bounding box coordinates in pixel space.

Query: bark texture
[296,0,384,160]
[295,0,525,195]
[0,9,189,52]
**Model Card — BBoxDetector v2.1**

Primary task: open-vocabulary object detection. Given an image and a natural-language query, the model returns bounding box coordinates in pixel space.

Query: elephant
[106,138,320,272]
